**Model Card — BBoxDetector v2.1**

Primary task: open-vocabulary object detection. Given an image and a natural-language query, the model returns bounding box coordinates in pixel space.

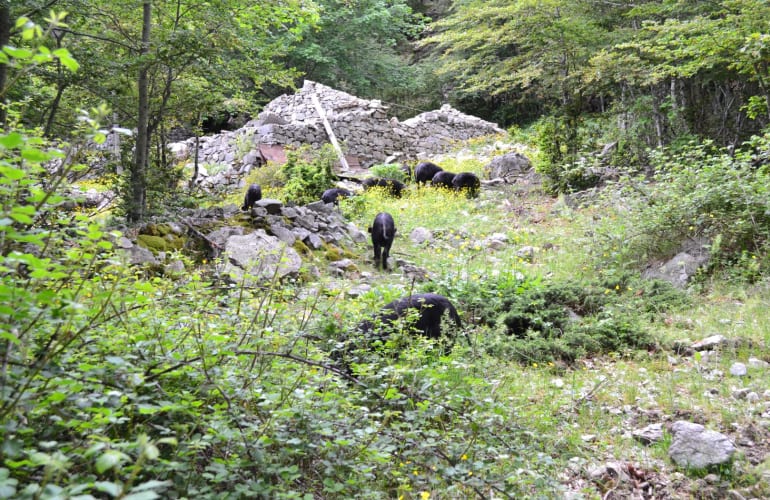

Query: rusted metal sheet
[258,144,287,164]
[344,155,361,170]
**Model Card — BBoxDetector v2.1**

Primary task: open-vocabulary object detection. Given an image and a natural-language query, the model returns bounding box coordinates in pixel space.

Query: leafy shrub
[368,163,407,182]
[430,273,679,364]
[593,133,770,280]
[280,144,338,204]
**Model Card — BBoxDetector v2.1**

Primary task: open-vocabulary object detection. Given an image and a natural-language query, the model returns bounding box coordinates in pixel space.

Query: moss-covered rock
[293,239,312,256]
[137,234,170,253]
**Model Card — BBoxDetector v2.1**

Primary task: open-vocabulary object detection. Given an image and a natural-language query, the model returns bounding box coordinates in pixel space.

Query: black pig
[368,212,396,270]
[241,184,262,211]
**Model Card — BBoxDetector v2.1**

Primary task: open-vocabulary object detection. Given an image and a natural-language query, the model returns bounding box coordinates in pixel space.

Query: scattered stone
[516,246,537,262]
[730,362,748,377]
[692,335,728,351]
[633,423,665,445]
[668,421,736,469]
[732,388,751,399]
[336,284,367,299]
[748,357,769,369]
[410,227,433,245]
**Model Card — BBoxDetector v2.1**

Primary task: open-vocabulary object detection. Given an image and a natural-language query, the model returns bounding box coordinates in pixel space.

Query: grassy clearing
[323,154,770,497]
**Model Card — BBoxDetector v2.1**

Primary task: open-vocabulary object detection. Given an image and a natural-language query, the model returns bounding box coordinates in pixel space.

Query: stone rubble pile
[123,198,369,284]
[170,80,506,192]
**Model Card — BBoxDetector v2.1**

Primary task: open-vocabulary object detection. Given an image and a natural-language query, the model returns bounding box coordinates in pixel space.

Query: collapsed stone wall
[170,80,506,191]
[255,80,505,165]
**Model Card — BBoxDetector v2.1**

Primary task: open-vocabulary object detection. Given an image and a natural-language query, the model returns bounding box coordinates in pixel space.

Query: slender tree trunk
[0,0,11,130]
[129,0,151,223]
[43,62,67,137]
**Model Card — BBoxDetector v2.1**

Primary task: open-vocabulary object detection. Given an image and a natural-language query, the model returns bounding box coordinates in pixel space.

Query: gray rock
[222,230,301,284]
[346,284,371,297]
[692,335,728,351]
[292,227,311,242]
[516,246,537,262]
[116,237,134,249]
[165,259,185,275]
[748,357,769,369]
[483,152,532,182]
[269,223,296,245]
[124,245,158,266]
[346,223,368,244]
[643,238,710,288]
[410,227,433,245]
[730,362,748,377]
[207,226,245,249]
[295,214,319,231]
[305,200,334,214]
[255,198,283,215]
[632,423,664,445]
[668,421,735,469]
[305,233,323,249]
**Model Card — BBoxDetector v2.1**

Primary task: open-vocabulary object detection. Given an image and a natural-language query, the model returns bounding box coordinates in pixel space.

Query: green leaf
[95,450,125,473]
[123,492,159,500]
[20,147,51,162]
[0,133,24,149]
[130,480,171,492]
[94,481,122,497]
[53,49,80,72]
[3,47,34,60]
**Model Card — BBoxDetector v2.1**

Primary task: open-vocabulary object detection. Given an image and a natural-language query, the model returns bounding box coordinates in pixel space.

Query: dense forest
[1,0,770,498]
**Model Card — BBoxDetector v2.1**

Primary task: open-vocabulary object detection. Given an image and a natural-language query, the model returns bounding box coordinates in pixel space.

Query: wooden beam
[310,92,350,171]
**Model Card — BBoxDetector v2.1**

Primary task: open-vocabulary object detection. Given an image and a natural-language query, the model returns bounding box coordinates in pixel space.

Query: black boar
[414,161,443,184]
[241,184,262,211]
[431,171,456,188]
[368,212,396,270]
[321,188,353,205]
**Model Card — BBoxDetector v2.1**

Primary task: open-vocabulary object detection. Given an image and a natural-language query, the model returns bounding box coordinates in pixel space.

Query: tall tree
[130,0,151,223]
[0,0,10,128]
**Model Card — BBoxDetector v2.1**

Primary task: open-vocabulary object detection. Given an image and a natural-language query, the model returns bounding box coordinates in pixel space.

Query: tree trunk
[128,0,151,223]
[0,0,11,130]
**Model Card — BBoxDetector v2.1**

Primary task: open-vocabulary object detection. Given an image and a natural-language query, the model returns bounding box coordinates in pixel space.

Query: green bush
[593,132,770,281]
[280,144,338,205]
[368,163,407,183]
[432,274,678,365]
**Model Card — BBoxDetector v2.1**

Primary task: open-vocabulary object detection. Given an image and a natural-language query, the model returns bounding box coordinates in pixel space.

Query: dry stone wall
[170,80,506,191]
[254,80,505,165]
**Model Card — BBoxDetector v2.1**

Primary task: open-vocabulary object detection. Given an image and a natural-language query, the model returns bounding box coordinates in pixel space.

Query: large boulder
[484,152,532,182]
[222,229,302,284]
[642,237,710,288]
[668,421,735,469]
